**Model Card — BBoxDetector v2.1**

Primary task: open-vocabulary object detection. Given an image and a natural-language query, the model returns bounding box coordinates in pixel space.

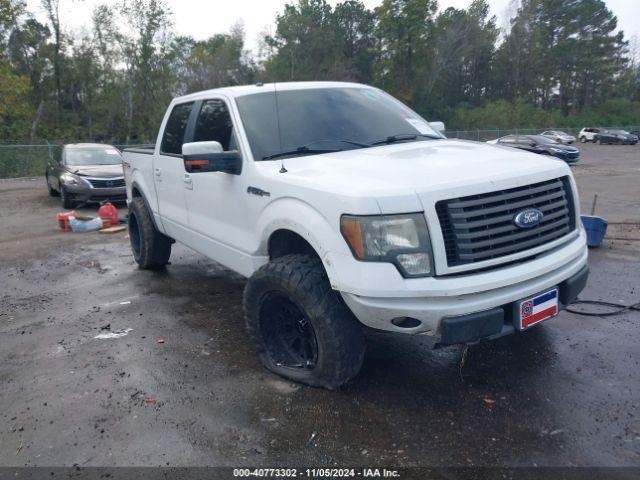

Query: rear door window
[193,99,236,151]
[161,102,194,155]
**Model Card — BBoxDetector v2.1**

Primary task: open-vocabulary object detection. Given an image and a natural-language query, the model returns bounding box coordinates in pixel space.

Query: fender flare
[256,198,350,288]
[130,180,161,231]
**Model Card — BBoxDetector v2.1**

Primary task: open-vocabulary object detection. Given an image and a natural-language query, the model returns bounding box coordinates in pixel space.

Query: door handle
[184,173,193,190]
[154,168,162,177]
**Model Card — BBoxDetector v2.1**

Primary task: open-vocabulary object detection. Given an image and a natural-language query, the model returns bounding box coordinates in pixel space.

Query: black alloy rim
[260,292,318,369]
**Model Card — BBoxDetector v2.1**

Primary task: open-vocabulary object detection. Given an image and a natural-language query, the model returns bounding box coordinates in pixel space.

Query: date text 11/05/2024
[233,468,401,478]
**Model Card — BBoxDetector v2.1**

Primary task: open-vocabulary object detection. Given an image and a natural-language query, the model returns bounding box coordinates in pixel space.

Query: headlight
[340,213,433,277]
[60,172,82,185]
[549,147,563,153]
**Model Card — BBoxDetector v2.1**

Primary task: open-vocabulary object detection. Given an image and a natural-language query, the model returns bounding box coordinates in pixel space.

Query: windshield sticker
[405,118,435,135]
[105,149,120,155]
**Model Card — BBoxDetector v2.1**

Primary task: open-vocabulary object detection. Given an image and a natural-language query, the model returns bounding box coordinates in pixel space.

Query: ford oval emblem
[513,208,544,229]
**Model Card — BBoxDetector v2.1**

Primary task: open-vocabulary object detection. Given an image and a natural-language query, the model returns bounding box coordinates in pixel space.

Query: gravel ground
[0,142,639,471]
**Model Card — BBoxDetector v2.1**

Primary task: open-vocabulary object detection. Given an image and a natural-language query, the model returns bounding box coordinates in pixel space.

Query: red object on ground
[98,202,119,226]
[57,211,76,231]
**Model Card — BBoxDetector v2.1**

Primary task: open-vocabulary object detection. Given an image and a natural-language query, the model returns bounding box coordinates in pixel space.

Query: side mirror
[429,121,445,133]
[182,141,241,175]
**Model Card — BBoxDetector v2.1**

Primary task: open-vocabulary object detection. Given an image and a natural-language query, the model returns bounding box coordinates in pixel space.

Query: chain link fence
[0,143,150,179]
[0,144,58,179]
[1,127,639,179]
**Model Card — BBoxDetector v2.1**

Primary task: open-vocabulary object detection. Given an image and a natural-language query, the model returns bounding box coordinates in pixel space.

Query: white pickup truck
[123,82,589,389]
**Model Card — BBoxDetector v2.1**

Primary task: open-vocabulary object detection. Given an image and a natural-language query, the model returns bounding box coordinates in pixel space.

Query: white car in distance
[578,128,601,143]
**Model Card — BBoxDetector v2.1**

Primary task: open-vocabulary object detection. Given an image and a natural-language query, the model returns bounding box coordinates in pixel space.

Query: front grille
[86,178,125,188]
[436,177,575,268]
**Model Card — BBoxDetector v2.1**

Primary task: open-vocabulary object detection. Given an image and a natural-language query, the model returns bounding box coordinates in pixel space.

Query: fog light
[397,253,431,276]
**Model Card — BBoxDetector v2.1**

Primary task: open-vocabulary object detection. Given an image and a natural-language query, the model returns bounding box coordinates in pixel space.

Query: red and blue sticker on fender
[520,289,559,329]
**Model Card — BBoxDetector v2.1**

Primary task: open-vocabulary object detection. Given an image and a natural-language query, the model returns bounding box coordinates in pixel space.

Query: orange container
[57,211,76,232]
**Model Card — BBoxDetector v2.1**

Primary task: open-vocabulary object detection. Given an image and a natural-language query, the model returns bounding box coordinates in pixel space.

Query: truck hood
[66,164,124,177]
[259,139,571,202]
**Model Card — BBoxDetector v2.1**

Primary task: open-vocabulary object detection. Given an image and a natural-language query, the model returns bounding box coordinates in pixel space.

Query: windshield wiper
[371,133,441,146]
[262,146,342,161]
[305,139,371,148]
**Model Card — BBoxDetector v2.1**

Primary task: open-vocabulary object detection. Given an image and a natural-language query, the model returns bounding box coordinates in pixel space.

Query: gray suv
[45,143,126,208]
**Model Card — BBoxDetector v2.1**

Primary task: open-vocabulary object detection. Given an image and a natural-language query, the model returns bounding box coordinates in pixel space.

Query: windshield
[235,87,441,161]
[65,146,122,166]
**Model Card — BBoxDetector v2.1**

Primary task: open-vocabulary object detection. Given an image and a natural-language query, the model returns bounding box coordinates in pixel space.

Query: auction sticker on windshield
[517,288,559,330]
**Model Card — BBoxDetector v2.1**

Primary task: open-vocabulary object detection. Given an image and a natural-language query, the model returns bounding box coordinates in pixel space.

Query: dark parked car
[45,143,126,208]
[595,129,638,145]
[489,134,580,163]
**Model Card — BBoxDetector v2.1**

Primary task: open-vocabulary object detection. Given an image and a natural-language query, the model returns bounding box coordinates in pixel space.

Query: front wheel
[59,185,74,209]
[128,197,172,269]
[244,254,365,390]
[46,174,58,197]
[580,136,586,143]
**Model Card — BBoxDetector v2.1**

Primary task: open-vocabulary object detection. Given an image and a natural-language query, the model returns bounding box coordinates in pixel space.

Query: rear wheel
[596,138,602,145]
[128,197,172,269]
[244,254,365,390]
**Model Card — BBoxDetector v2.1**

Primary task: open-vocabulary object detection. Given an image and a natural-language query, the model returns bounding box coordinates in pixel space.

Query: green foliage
[375,0,437,104]
[0,0,25,45]
[446,97,640,130]
[263,0,376,83]
[0,60,31,142]
[0,0,638,145]
[494,0,628,115]
[178,23,254,93]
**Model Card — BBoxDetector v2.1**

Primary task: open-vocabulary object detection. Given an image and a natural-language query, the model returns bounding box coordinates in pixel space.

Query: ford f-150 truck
[123,82,589,389]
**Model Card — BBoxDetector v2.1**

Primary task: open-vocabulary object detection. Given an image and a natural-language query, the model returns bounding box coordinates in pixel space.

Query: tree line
[0,0,638,144]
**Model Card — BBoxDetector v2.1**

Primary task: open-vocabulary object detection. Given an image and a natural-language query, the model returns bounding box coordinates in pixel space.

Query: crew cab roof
[172,81,372,104]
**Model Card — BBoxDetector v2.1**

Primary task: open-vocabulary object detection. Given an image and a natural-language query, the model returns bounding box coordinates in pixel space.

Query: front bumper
[340,233,588,340]
[554,151,580,163]
[63,183,126,204]
[437,265,588,346]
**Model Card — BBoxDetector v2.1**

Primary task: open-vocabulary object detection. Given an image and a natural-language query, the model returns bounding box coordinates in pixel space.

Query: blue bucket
[581,215,608,247]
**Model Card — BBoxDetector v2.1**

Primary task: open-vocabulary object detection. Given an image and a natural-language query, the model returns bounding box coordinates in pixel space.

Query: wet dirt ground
[0,143,639,469]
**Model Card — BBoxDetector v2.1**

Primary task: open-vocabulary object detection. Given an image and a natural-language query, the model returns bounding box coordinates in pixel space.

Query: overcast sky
[26,0,639,55]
